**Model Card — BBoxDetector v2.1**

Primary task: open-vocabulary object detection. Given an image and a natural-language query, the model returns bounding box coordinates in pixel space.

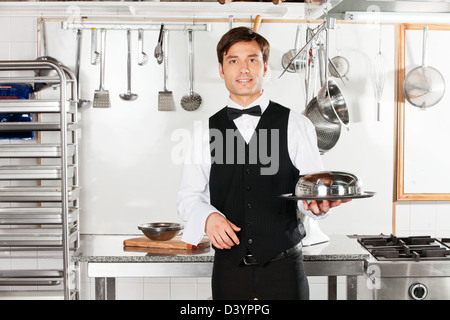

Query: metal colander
[305,97,341,154]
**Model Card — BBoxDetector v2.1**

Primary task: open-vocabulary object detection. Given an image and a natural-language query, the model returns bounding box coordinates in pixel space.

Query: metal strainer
[305,97,341,154]
[403,26,445,109]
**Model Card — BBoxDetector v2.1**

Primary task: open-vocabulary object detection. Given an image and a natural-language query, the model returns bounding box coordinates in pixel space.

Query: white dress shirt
[177,92,328,245]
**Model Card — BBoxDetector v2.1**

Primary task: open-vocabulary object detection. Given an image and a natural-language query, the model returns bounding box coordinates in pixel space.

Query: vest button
[248,238,253,244]
[246,186,251,191]
[247,203,252,209]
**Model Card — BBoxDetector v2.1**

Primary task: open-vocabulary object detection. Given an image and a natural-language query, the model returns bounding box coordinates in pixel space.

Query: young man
[177,27,349,300]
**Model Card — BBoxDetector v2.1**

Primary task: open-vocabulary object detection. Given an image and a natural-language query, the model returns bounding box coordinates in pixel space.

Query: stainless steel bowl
[305,97,341,154]
[138,222,183,241]
[317,78,349,126]
[295,171,363,197]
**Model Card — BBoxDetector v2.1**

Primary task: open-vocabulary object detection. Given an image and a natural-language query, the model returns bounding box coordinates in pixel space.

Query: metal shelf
[0,186,80,202]
[0,227,79,247]
[0,290,64,300]
[0,122,78,132]
[0,99,76,113]
[0,270,63,286]
[0,144,75,158]
[0,60,81,300]
[0,207,78,225]
[0,165,75,180]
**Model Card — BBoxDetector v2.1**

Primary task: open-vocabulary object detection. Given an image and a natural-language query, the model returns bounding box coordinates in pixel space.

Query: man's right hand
[205,212,241,250]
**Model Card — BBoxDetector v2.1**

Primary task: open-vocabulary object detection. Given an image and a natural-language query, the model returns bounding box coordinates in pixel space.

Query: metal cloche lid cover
[295,171,363,197]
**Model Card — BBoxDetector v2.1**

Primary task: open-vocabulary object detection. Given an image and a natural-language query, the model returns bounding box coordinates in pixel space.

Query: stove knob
[409,283,428,300]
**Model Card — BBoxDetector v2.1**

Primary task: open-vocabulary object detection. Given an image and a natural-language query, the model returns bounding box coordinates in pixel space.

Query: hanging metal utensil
[304,97,341,154]
[35,18,63,91]
[91,28,100,65]
[154,24,164,65]
[304,26,315,105]
[75,29,91,109]
[403,26,445,109]
[120,29,138,102]
[317,42,326,87]
[328,23,349,83]
[281,24,305,73]
[158,29,176,111]
[93,29,111,108]
[372,24,386,121]
[279,22,326,79]
[329,56,349,83]
[316,19,349,129]
[180,29,202,111]
[138,29,148,66]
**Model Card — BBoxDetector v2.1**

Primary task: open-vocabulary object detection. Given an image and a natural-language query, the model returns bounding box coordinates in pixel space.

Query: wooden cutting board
[123,236,210,250]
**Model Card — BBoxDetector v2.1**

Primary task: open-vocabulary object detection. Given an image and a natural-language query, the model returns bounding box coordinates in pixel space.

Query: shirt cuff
[297,201,331,220]
[181,205,224,245]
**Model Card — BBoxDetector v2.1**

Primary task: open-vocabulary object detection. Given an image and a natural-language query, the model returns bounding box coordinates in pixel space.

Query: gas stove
[357,234,450,261]
[351,234,450,300]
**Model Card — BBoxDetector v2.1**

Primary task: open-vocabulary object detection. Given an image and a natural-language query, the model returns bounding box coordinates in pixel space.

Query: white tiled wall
[395,201,450,238]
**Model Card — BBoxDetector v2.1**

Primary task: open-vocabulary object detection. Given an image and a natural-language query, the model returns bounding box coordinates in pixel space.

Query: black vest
[209,101,304,265]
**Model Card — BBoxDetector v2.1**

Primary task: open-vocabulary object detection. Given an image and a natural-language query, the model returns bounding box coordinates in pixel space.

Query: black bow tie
[227,105,262,120]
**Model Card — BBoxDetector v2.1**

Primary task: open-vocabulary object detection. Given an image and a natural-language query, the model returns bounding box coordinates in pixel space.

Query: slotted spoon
[180,29,202,111]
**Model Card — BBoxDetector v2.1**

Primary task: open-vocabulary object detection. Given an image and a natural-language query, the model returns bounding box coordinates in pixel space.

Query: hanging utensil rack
[0,60,81,300]
[62,21,211,32]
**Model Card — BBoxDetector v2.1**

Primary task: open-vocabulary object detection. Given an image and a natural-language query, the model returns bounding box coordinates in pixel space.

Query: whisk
[372,25,387,122]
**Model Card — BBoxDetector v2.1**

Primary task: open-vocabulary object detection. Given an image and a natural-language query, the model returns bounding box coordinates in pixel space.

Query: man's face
[218,40,268,106]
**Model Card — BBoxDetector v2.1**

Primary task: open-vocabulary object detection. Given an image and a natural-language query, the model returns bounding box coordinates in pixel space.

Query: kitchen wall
[1,7,449,300]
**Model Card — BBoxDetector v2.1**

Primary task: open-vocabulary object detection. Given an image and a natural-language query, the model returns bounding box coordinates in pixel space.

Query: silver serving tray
[279,191,375,201]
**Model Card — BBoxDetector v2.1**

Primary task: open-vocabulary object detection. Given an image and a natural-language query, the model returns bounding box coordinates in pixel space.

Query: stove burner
[356,234,450,261]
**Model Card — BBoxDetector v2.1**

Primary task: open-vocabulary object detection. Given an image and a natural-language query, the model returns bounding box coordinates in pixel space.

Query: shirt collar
[226,91,269,114]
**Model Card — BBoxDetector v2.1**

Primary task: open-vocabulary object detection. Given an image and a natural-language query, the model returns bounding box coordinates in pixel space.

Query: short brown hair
[216,27,270,65]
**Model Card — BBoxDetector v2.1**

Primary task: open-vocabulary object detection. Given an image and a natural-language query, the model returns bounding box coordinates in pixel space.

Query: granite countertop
[72,234,370,263]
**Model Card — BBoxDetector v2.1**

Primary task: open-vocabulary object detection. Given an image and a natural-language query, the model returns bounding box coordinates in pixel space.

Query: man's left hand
[302,199,352,215]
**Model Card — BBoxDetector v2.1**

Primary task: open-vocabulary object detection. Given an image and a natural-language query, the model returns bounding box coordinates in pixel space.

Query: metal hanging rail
[62,21,211,32]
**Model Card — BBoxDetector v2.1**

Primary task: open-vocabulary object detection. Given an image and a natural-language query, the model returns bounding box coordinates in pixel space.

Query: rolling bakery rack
[0,60,80,300]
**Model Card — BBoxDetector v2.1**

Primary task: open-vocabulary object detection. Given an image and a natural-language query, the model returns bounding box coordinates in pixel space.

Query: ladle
[120,29,138,101]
